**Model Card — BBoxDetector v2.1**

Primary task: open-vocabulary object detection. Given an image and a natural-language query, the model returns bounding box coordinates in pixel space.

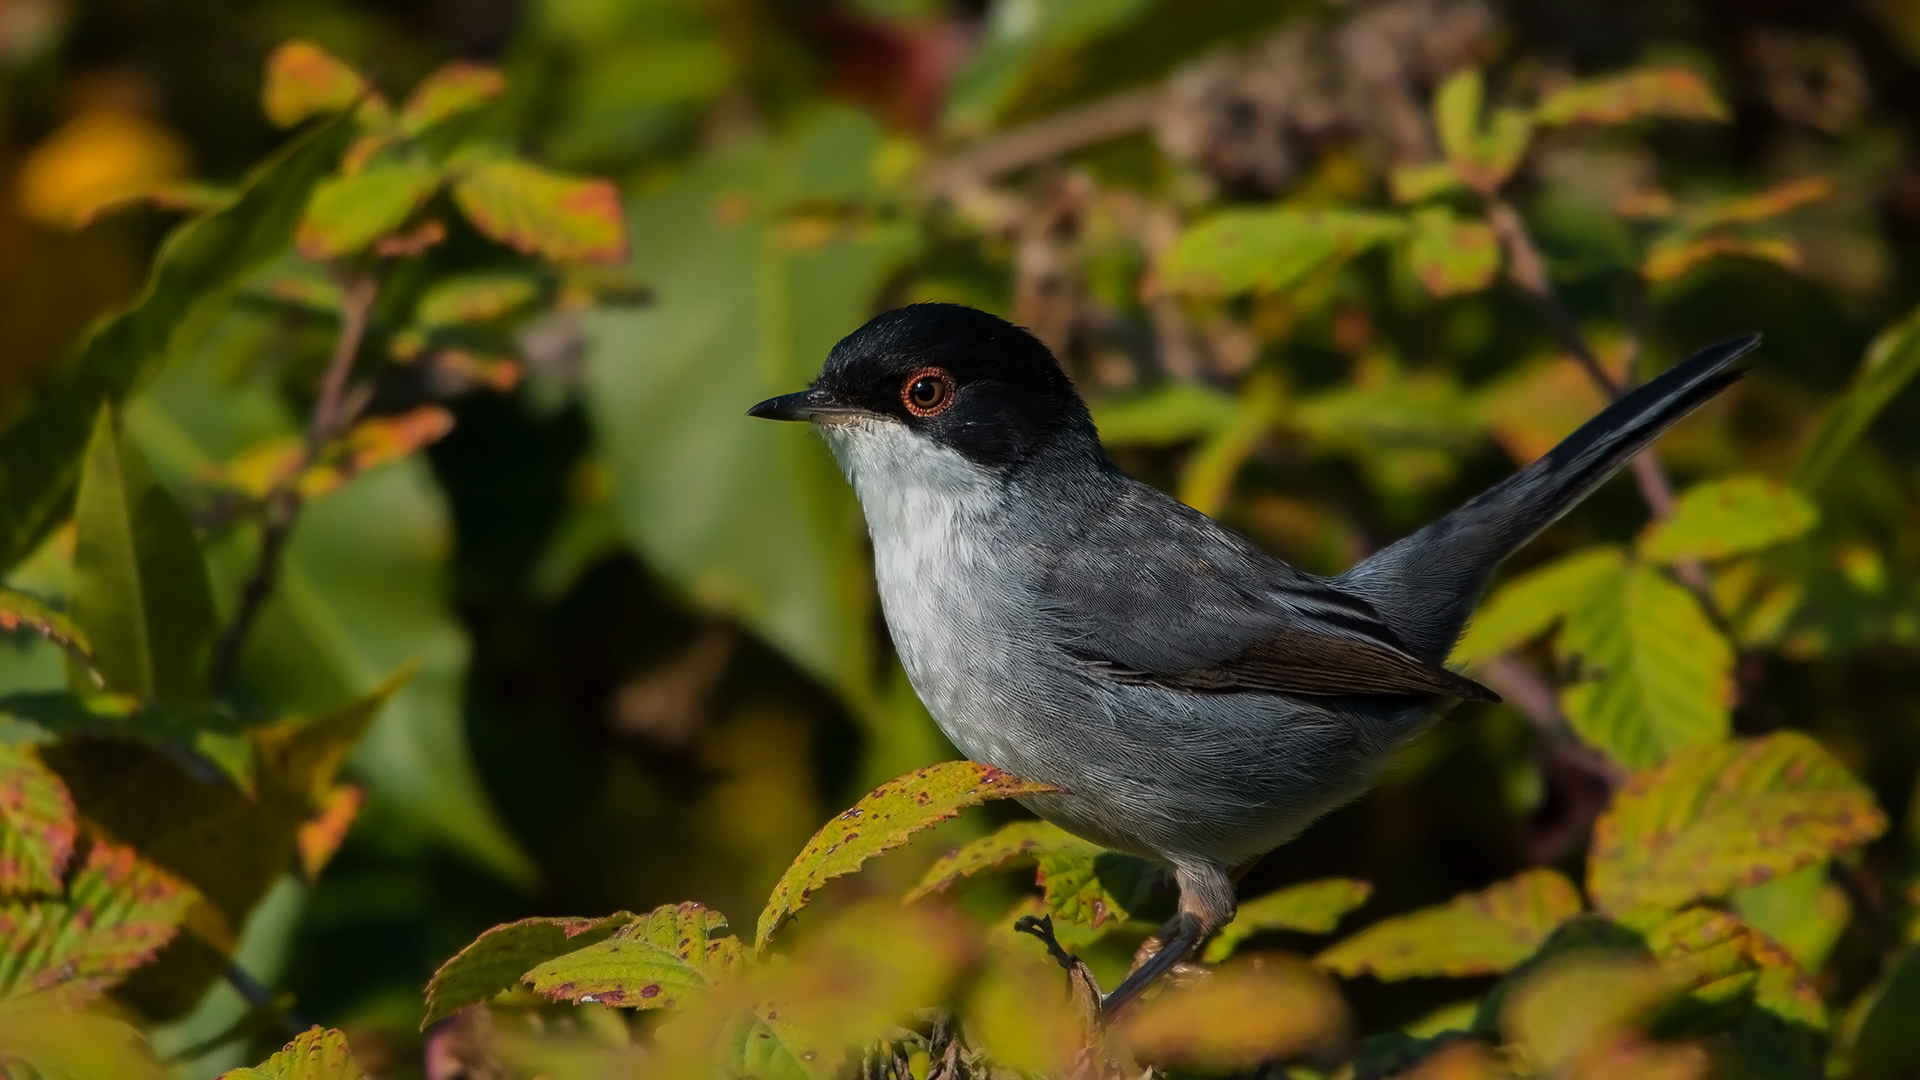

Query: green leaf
[524,903,742,1008]
[1406,206,1500,296]
[581,125,919,715]
[1205,878,1372,962]
[942,0,1155,135]
[1317,869,1583,980]
[756,761,1063,949]
[0,113,355,572]
[1558,559,1733,769]
[0,692,252,789]
[0,839,195,1005]
[421,911,635,1027]
[1390,161,1464,205]
[1643,906,1825,1032]
[1638,476,1818,564]
[0,745,75,896]
[1851,946,1920,1080]
[413,271,541,328]
[1587,732,1887,916]
[1731,863,1847,974]
[1433,69,1484,165]
[398,61,505,135]
[0,587,92,675]
[261,42,367,129]
[452,158,627,263]
[1160,208,1406,296]
[1534,67,1729,127]
[1498,954,1684,1074]
[221,1026,365,1080]
[1794,302,1920,490]
[909,817,1158,929]
[69,406,217,704]
[909,819,1065,900]
[295,161,443,259]
[1452,547,1626,665]
[1090,382,1240,448]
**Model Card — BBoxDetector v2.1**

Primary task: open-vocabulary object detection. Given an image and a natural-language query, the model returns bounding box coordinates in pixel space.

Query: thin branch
[211,270,379,693]
[927,87,1163,194]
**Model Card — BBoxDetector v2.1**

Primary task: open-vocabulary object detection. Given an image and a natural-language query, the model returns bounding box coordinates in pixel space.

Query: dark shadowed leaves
[1850,946,1920,1080]
[0,587,92,673]
[1587,732,1886,915]
[910,818,1158,930]
[422,911,636,1026]
[756,761,1062,949]
[1318,869,1583,980]
[1795,302,1920,489]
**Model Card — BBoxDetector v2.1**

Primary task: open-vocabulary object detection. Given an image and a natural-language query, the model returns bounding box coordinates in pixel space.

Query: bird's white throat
[817,418,1006,551]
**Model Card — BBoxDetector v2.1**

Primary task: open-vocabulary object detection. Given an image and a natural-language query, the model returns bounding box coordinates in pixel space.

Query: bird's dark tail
[1336,334,1761,661]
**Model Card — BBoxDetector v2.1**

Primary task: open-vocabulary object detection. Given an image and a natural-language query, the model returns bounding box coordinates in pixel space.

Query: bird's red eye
[902,367,955,417]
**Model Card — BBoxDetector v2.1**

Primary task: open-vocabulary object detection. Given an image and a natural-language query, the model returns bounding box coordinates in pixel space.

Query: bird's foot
[1013,914,1104,1026]
[1098,911,1203,1018]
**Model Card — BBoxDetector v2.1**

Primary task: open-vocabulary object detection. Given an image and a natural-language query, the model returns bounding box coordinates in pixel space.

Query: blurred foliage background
[3,0,1920,1076]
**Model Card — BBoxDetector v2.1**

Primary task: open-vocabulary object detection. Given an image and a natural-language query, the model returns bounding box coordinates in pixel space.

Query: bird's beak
[747,387,869,423]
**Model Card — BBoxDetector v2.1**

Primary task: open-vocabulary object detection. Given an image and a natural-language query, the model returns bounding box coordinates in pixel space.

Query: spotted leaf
[523,903,741,1009]
[0,839,195,1005]
[451,158,627,263]
[1318,869,1584,980]
[421,911,635,1027]
[0,747,75,897]
[220,1026,365,1079]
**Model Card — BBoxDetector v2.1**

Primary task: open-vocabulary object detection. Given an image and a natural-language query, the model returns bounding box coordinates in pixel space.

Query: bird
[748,302,1757,1013]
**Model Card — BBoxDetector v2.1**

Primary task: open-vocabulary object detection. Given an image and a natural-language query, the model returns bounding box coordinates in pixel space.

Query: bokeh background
[3,0,1920,1074]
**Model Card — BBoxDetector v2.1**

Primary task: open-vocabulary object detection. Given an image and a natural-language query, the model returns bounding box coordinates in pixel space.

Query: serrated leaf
[1644,230,1799,284]
[0,746,74,897]
[1795,302,1920,490]
[908,818,1155,929]
[220,1026,365,1080]
[0,113,355,572]
[1588,732,1887,915]
[1120,956,1347,1071]
[296,161,443,259]
[421,911,635,1026]
[1558,560,1733,769]
[452,158,627,263]
[413,271,541,329]
[1535,67,1729,127]
[1638,476,1818,564]
[0,839,195,1005]
[909,819,1063,900]
[1644,907,1825,1032]
[262,42,367,128]
[1318,869,1583,980]
[1452,547,1626,664]
[0,587,92,671]
[524,903,741,1008]
[1205,878,1372,962]
[1406,206,1500,296]
[1160,208,1406,296]
[756,761,1063,949]
[69,406,217,704]
[399,61,504,135]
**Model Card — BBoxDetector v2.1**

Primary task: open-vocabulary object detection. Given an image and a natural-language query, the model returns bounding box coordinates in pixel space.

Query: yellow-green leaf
[1205,878,1372,962]
[1731,863,1847,973]
[295,161,442,259]
[220,1026,365,1080]
[909,819,1063,900]
[261,42,367,129]
[398,61,504,135]
[1406,206,1500,296]
[1091,382,1239,448]
[413,271,541,328]
[1432,69,1531,193]
[1644,906,1825,1031]
[452,158,627,263]
[1452,546,1626,665]
[0,746,75,897]
[1587,732,1887,915]
[1434,69,1485,165]
[1638,476,1818,564]
[906,818,1154,930]
[1159,208,1406,296]
[1120,957,1348,1071]
[1795,302,1920,490]
[421,911,635,1027]
[0,839,196,1005]
[1558,560,1733,769]
[0,587,92,675]
[756,761,1062,949]
[1390,161,1463,205]
[69,406,217,704]
[1499,954,1684,1075]
[1318,869,1583,980]
[1535,67,1729,127]
[524,903,741,1008]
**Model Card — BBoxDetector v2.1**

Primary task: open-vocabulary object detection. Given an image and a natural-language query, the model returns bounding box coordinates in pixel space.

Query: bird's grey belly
[879,567,1436,867]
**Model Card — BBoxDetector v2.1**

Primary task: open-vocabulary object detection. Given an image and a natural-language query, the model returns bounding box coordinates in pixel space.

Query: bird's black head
[748,303,1099,470]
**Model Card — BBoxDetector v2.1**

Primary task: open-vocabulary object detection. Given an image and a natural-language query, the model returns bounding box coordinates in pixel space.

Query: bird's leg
[1100,860,1236,1017]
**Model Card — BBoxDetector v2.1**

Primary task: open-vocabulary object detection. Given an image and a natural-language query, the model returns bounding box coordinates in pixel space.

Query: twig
[211,271,379,693]
[928,87,1163,194]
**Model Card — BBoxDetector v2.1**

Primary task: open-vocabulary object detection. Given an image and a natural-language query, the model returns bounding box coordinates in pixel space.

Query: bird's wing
[1038,484,1499,702]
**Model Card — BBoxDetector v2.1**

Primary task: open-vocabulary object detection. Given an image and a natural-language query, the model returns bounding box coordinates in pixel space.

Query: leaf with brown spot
[0,839,196,1005]
[1643,906,1825,1031]
[908,819,1157,930]
[220,1025,365,1079]
[0,587,93,674]
[1205,878,1373,962]
[1587,732,1886,916]
[421,911,635,1027]
[0,745,75,897]
[451,158,627,263]
[261,42,367,129]
[756,761,1063,949]
[521,904,741,1010]
[1534,67,1729,127]
[1318,869,1583,980]
[398,61,504,135]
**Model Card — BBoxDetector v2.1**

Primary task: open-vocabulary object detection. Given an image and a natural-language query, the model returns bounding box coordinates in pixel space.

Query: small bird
[749,303,1756,1012]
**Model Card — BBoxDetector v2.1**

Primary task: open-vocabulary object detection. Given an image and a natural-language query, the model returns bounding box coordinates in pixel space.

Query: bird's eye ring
[901,367,955,417]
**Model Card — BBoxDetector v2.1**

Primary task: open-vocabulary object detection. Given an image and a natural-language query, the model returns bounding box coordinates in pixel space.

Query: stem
[211,270,378,694]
